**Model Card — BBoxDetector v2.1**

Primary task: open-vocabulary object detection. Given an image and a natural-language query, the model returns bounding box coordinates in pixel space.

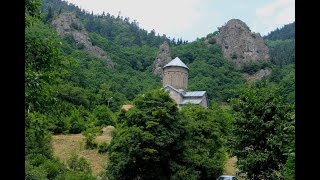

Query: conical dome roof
[163,57,189,69]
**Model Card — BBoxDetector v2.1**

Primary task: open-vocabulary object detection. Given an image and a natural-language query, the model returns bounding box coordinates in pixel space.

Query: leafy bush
[51,154,95,180]
[93,105,115,126]
[26,154,49,166]
[84,133,98,149]
[67,153,92,173]
[55,171,96,180]
[25,160,48,180]
[98,142,109,153]
[240,60,272,74]
[83,125,102,136]
[68,109,86,134]
[283,153,295,179]
[25,112,53,158]
[41,159,66,179]
[48,116,70,134]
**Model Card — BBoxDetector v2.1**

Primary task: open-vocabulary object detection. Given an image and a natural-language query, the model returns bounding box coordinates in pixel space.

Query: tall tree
[228,81,295,179]
[176,105,228,179]
[106,89,185,180]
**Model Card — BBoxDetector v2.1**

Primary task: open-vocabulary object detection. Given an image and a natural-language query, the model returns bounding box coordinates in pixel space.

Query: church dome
[163,57,189,69]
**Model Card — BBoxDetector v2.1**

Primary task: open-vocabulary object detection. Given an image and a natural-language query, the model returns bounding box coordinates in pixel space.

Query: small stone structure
[163,57,208,108]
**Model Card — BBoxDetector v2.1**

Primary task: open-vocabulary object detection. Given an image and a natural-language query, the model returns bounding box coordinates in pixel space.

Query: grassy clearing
[52,126,114,176]
[53,126,245,179]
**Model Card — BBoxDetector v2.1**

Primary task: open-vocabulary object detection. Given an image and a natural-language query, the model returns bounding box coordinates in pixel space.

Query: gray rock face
[52,12,113,67]
[153,41,172,78]
[242,68,272,82]
[216,19,270,66]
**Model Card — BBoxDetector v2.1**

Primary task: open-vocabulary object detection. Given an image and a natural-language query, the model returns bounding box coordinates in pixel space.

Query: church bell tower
[162,57,189,91]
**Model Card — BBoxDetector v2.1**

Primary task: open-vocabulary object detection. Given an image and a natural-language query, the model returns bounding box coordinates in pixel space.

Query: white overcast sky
[64,0,295,42]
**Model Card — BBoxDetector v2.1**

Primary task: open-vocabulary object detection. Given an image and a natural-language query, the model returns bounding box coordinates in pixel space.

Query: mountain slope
[264,22,295,41]
[52,12,114,67]
[264,22,295,67]
[216,19,270,66]
[41,0,172,48]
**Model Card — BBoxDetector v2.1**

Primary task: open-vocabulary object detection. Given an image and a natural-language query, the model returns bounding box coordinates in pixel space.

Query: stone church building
[163,57,208,108]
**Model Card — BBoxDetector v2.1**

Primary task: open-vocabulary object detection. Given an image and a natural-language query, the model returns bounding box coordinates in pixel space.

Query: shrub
[93,105,115,126]
[41,159,66,179]
[98,142,109,153]
[67,153,92,173]
[48,116,70,134]
[25,113,53,158]
[25,161,48,180]
[68,109,86,134]
[55,171,96,180]
[208,37,216,44]
[283,153,295,179]
[84,133,98,149]
[83,126,102,136]
[25,154,49,166]
[240,60,272,75]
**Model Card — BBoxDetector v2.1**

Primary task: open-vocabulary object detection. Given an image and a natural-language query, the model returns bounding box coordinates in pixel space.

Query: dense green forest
[26,0,295,179]
[264,22,295,41]
[264,22,295,104]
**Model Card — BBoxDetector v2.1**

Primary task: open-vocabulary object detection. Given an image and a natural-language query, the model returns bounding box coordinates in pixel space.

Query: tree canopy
[107,89,185,179]
[228,81,295,179]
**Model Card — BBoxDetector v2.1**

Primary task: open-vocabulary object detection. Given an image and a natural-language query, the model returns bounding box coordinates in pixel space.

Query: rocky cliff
[152,41,172,78]
[216,19,270,66]
[52,12,113,67]
[242,68,272,82]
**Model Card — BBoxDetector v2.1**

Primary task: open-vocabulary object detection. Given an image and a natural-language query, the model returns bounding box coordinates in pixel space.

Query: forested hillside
[40,0,250,105]
[26,0,295,179]
[264,22,295,68]
[264,21,295,103]
[264,22,295,41]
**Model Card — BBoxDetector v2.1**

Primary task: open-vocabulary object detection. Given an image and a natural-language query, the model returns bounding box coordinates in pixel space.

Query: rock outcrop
[242,68,272,82]
[152,41,172,78]
[52,12,113,67]
[216,19,270,66]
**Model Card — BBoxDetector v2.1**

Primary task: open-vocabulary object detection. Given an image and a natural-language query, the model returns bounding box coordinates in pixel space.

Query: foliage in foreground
[106,89,185,179]
[228,81,295,179]
[107,89,229,179]
[176,104,231,179]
